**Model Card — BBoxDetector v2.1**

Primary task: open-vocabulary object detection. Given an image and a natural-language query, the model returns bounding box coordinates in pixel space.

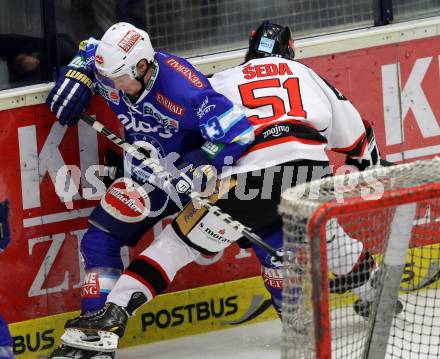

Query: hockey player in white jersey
[208,20,403,320]
[50,21,401,357]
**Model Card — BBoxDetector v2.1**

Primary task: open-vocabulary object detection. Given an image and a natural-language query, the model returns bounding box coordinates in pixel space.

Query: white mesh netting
[279,158,440,359]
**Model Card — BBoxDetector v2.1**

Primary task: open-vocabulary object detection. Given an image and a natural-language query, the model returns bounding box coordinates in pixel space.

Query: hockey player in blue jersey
[0,200,14,359]
[46,22,256,358]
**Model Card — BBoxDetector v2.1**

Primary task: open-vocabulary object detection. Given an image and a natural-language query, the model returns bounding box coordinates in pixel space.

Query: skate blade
[61,328,119,352]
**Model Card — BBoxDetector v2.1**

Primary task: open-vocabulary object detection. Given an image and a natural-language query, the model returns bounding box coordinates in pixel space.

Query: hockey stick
[380,159,395,167]
[78,113,282,262]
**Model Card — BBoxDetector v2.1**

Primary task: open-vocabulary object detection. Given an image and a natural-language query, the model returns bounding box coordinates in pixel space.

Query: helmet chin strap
[133,66,149,96]
[134,60,154,94]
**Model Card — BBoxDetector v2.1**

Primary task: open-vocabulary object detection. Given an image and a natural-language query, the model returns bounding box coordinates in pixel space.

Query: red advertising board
[1,34,440,324]
[303,35,440,164]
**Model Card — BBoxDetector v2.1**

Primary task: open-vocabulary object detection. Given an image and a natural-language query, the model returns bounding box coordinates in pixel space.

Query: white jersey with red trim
[209,56,368,176]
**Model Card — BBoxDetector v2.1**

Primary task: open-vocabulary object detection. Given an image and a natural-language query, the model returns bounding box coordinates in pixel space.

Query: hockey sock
[81,267,121,314]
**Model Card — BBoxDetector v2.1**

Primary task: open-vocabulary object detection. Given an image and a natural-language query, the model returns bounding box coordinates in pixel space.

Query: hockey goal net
[279,158,440,359]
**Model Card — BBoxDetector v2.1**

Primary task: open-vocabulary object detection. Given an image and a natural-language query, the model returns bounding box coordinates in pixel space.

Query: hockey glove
[103,150,124,189]
[46,66,93,126]
[170,162,217,207]
[0,200,11,252]
[345,121,380,171]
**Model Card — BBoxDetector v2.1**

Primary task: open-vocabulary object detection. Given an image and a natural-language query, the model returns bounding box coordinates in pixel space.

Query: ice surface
[117,319,281,359]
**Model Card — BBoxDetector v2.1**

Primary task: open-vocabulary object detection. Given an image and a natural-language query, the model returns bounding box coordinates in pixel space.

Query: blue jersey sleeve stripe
[217,107,233,120]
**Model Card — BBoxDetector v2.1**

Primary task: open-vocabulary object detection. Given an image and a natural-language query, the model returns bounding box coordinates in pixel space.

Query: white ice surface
[117,319,281,359]
[116,289,440,359]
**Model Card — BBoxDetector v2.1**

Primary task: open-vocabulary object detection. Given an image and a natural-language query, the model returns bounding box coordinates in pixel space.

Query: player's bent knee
[80,225,125,271]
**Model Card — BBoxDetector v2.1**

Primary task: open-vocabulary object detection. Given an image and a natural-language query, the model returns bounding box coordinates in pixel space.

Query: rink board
[9,276,277,358]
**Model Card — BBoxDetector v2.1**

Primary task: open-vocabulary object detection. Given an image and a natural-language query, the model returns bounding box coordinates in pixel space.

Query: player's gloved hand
[103,150,124,189]
[46,66,94,126]
[0,200,11,252]
[345,156,378,172]
[345,121,380,171]
[170,162,217,207]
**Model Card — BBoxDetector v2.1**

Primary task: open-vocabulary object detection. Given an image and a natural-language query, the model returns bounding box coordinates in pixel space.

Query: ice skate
[50,344,115,358]
[59,303,128,353]
[353,298,403,319]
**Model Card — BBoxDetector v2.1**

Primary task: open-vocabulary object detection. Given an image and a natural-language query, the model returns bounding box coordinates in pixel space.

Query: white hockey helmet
[95,22,155,88]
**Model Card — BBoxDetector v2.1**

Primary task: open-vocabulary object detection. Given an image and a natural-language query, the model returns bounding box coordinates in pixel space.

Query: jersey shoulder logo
[164,57,206,89]
[195,96,216,119]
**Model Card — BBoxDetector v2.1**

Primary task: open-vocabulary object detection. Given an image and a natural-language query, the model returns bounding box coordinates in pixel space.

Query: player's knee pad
[81,266,122,314]
[89,177,179,247]
[80,224,126,271]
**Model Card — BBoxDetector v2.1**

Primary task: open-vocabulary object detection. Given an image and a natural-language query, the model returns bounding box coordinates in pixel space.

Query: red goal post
[279,158,440,359]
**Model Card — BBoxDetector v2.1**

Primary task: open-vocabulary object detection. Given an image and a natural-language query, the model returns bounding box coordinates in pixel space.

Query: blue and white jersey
[71,39,254,181]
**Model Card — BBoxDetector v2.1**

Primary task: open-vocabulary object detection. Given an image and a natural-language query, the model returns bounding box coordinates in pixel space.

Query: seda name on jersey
[242,62,293,80]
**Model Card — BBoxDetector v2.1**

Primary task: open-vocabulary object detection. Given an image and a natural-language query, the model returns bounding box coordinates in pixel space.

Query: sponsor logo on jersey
[101,178,150,223]
[96,83,120,104]
[262,124,290,139]
[143,102,179,133]
[95,54,104,64]
[164,57,206,88]
[242,62,293,80]
[120,112,174,139]
[201,141,224,160]
[195,96,216,119]
[81,271,101,298]
[118,30,141,53]
[155,92,185,116]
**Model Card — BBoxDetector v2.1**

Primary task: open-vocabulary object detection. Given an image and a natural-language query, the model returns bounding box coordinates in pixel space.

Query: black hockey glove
[103,150,124,189]
[345,122,380,171]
